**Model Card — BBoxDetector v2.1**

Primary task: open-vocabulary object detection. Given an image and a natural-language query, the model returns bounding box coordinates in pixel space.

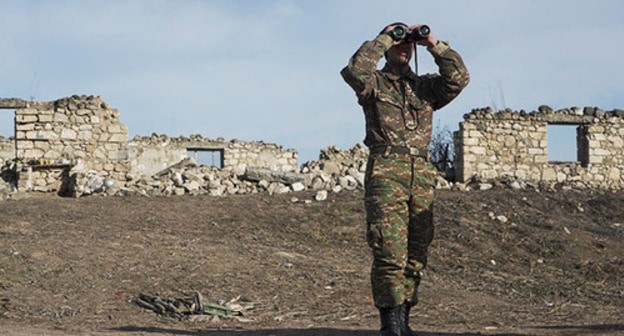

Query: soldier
[341,22,469,335]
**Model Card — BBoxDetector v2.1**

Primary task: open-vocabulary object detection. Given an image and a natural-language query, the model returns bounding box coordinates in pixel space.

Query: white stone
[38,114,53,122]
[258,180,270,189]
[495,215,508,224]
[469,146,486,155]
[76,109,91,116]
[15,123,35,131]
[464,137,480,145]
[23,149,44,158]
[61,128,77,140]
[109,134,126,142]
[510,181,522,190]
[528,148,544,155]
[479,183,493,190]
[172,172,184,187]
[542,168,556,181]
[16,115,37,123]
[291,182,305,192]
[315,190,328,201]
[309,177,324,190]
[184,180,201,192]
[608,168,620,181]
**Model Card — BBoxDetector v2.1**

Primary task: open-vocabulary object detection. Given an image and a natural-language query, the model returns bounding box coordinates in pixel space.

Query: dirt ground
[0,188,623,336]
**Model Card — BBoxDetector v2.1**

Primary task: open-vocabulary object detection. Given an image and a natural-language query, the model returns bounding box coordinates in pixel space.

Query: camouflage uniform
[341,33,469,308]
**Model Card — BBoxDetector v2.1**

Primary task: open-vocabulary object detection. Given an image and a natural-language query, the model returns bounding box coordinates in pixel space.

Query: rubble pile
[104,144,370,198]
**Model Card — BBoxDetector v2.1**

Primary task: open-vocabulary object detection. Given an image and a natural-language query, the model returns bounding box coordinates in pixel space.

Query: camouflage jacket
[341,34,469,150]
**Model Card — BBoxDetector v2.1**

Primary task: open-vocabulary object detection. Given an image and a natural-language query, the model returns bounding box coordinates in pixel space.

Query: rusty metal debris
[134,291,255,321]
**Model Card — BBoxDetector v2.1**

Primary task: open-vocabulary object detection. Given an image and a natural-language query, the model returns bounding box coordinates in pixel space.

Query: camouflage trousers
[364,152,436,308]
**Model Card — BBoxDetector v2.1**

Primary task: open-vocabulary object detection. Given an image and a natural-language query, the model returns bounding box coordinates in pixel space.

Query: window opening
[547,124,587,165]
[0,111,13,138]
[186,148,223,168]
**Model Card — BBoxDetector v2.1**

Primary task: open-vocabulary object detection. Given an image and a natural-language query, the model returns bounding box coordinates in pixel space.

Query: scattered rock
[315,190,328,202]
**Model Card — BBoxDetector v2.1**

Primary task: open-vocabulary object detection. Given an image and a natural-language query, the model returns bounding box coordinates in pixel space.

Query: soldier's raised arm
[340,30,395,104]
[419,39,470,110]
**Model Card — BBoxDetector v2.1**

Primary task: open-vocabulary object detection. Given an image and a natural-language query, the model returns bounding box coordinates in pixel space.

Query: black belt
[369,146,429,159]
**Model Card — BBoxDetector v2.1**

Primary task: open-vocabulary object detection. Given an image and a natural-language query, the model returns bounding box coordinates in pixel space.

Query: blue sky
[1,0,623,163]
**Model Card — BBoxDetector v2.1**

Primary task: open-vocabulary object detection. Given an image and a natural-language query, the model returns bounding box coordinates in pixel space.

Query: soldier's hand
[408,24,438,48]
[383,24,408,46]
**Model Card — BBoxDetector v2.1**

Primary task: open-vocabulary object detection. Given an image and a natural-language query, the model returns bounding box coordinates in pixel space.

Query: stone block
[33,141,51,150]
[593,148,611,156]
[542,168,556,181]
[610,137,623,148]
[16,123,35,131]
[78,131,93,141]
[515,170,527,179]
[16,115,38,123]
[109,134,127,142]
[469,146,486,155]
[16,140,34,149]
[464,137,480,146]
[108,125,122,133]
[54,113,69,123]
[589,156,603,164]
[76,109,92,116]
[528,148,544,155]
[468,130,483,138]
[291,182,305,192]
[16,108,38,115]
[61,129,77,140]
[608,168,621,181]
[23,149,44,158]
[43,150,61,159]
[38,115,53,123]
[529,132,544,140]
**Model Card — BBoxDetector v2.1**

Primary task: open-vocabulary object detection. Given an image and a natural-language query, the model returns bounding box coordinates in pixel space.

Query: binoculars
[389,25,430,42]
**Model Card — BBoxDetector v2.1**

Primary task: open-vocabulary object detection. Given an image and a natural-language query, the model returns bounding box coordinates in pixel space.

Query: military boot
[378,306,402,336]
[400,303,419,336]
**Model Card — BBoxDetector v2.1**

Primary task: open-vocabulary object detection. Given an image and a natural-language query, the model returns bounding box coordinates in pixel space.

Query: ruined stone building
[0,96,298,194]
[454,106,624,189]
[2,96,624,195]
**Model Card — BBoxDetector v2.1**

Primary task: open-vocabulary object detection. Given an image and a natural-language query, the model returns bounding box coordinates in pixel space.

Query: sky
[1,0,623,164]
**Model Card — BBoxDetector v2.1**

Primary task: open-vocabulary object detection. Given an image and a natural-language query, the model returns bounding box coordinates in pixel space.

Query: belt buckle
[409,147,419,156]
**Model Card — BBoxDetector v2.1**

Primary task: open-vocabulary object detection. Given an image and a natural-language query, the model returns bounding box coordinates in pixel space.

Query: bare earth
[0,189,623,336]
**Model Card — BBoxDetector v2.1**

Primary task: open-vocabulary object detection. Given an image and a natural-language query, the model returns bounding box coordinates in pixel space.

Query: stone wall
[4,94,624,196]
[13,95,129,192]
[454,106,624,189]
[127,134,298,179]
[1,95,299,195]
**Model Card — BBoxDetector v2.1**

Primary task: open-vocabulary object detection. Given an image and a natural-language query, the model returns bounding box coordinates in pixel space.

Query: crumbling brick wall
[454,106,624,189]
